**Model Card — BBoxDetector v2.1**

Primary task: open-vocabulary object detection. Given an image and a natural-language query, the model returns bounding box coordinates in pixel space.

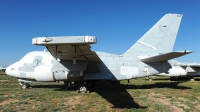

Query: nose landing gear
[19,82,30,89]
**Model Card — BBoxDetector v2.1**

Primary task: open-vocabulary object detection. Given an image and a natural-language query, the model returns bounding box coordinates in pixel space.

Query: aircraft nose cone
[6,62,20,77]
[5,66,13,76]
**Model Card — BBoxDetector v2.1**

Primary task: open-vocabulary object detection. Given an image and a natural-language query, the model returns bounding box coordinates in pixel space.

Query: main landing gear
[77,81,102,93]
[78,86,89,93]
[19,82,30,89]
[64,81,89,93]
[64,81,102,93]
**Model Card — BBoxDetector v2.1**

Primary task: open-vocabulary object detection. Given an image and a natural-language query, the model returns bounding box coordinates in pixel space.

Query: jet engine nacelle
[34,64,54,81]
[168,67,187,76]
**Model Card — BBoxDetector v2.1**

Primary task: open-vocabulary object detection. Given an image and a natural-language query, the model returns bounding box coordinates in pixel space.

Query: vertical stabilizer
[123,14,183,56]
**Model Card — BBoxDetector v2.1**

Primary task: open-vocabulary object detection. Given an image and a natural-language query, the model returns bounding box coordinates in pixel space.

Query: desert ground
[1,71,200,112]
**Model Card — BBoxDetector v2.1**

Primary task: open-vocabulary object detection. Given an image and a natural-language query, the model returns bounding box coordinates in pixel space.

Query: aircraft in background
[6,13,192,92]
[156,60,200,80]
[0,67,6,72]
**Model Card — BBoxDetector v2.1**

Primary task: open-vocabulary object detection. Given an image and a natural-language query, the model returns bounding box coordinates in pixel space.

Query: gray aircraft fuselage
[6,51,171,82]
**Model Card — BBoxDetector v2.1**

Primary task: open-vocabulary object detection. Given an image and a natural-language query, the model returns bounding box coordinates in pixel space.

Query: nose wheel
[20,82,30,89]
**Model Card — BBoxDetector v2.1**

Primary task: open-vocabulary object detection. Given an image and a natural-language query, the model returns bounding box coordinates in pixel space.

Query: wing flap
[139,51,193,63]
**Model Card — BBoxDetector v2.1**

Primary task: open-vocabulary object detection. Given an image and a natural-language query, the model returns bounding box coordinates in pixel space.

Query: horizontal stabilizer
[139,51,193,63]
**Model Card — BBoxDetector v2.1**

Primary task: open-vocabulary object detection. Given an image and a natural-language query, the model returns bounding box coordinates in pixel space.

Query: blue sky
[0,0,200,67]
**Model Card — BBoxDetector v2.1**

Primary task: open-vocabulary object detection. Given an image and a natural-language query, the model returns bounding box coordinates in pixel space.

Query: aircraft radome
[6,13,192,93]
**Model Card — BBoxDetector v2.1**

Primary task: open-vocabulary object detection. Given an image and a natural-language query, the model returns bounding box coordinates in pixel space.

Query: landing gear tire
[190,78,195,81]
[22,84,27,89]
[21,83,30,89]
[26,83,30,87]
[188,76,194,81]
[78,86,89,93]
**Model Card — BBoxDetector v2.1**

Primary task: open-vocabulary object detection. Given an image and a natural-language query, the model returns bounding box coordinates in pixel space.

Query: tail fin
[123,13,183,56]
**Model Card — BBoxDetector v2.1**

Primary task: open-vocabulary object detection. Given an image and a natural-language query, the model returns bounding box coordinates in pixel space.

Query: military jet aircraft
[6,13,192,92]
[157,60,200,80]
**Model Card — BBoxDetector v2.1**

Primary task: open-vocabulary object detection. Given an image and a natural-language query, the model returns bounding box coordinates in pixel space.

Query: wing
[32,36,101,61]
[138,51,193,63]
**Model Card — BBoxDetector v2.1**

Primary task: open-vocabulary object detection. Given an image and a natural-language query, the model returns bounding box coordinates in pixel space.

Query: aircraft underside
[18,76,119,93]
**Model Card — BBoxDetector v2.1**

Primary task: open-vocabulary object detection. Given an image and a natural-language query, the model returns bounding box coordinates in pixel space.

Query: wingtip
[186,50,194,53]
[184,50,193,54]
